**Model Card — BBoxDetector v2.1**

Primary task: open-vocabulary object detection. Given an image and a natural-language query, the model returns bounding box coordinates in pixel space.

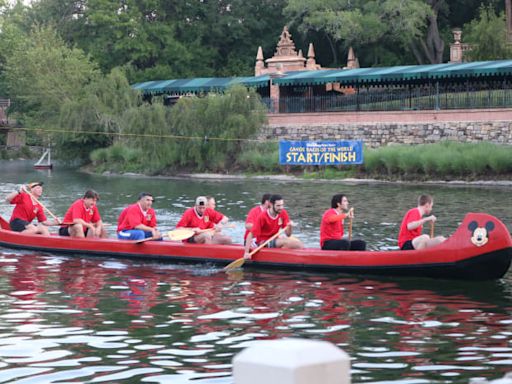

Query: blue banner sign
[279,140,363,165]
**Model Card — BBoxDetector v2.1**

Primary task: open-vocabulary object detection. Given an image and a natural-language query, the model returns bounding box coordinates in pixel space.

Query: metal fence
[262,81,512,113]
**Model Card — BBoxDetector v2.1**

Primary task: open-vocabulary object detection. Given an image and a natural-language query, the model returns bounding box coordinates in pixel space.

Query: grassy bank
[90,141,512,181]
[305,141,512,180]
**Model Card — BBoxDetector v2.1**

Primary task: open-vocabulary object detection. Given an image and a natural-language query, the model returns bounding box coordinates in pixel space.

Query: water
[0,160,511,383]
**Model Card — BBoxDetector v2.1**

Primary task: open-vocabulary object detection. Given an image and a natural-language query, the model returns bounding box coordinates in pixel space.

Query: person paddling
[206,196,229,226]
[59,190,107,238]
[320,194,366,251]
[176,196,232,244]
[5,182,58,235]
[244,194,303,260]
[117,192,162,241]
[244,193,271,244]
[398,194,446,250]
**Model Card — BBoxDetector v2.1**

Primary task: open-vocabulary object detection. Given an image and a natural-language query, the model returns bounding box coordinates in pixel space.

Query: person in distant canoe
[244,193,271,244]
[320,194,366,251]
[244,194,303,259]
[176,196,232,244]
[5,182,57,235]
[206,196,229,225]
[59,190,107,238]
[117,192,161,241]
[398,194,446,250]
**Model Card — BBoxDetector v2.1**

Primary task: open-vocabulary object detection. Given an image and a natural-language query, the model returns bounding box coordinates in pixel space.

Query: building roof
[273,60,512,86]
[132,75,270,95]
[132,60,512,95]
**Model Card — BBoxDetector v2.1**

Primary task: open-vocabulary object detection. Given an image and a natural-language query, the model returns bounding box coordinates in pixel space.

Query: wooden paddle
[224,226,288,271]
[348,208,354,241]
[430,221,435,238]
[135,228,197,244]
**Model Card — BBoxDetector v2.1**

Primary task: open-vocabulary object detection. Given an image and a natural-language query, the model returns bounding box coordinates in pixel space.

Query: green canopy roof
[132,60,512,95]
[273,60,512,86]
[132,75,270,95]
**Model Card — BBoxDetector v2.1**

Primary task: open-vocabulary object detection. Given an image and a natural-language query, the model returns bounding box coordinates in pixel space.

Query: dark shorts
[322,239,367,251]
[256,239,277,248]
[10,218,29,232]
[187,236,196,244]
[401,240,415,251]
[59,226,89,237]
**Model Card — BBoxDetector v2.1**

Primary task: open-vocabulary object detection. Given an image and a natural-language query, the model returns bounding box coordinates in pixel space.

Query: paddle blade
[224,257,245,271]
[168,228,195,241]
[135,236,154,244]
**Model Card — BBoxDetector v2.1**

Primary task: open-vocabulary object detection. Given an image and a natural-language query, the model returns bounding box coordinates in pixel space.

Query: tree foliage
[4,24,139,161]
[106,85,268,173]
[463,5,512,61]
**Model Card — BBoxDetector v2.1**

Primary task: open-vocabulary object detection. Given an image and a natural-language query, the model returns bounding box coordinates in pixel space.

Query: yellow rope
[12,126,274,143]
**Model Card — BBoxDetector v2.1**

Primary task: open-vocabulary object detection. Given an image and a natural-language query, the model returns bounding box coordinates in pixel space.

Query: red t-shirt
[251,209,290,244]
[320,208,347,247]
[63,199,101,229]
[244,205,265,240]
[207,208,224,224]
[176,207,215,230]
[117,203,157,232]
[398,207,422,248]
[9,192,47,223]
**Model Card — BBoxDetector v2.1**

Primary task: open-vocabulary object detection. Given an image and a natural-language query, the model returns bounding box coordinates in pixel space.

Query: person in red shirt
[398,194,446,250]
[206,196,229,225]
[5,182,57,235]
[320,194,366,251]
[244,194,303,259]
[244,193,271,243]
[59,190,107,238]
[117,192,161,241]
[176,196,232,244]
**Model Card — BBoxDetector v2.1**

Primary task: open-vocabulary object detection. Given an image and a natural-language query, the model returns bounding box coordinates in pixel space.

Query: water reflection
[0,252,511,382]
[1,161,512,382]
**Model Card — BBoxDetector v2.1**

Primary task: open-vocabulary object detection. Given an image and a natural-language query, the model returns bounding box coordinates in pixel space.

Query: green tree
[5,25,99,126]
[4,24,139,160]
[118,85,268,173]
[463,5,512,60]
[24,0,288,81]
[284,0,436,66]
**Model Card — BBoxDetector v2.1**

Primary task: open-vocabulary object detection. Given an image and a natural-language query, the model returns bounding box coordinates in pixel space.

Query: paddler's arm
[72,218,95,232]
[244,232,253,259]
[407,215,436,230]
[135,223,160,238]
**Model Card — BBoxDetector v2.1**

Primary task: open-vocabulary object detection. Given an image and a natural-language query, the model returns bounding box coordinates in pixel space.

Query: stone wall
[262,110,512,147]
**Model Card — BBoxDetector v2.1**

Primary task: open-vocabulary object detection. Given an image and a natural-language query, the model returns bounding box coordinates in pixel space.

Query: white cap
[196,196,207,206]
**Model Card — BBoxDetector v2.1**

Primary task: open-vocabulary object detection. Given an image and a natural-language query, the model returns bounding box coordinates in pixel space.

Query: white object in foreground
[233,338,350,384]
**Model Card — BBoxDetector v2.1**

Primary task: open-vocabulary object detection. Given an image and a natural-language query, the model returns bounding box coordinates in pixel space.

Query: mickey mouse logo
[468,221,495,247]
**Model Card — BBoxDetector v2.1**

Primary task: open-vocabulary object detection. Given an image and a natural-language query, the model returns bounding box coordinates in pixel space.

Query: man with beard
[244,194,303,259]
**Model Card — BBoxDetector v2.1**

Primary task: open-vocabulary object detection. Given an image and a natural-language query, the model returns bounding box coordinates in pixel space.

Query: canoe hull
[0,212,511,281]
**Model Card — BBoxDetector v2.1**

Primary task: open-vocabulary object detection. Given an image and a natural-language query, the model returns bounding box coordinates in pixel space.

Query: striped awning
[132,75,270,95]
[272,60,512,86]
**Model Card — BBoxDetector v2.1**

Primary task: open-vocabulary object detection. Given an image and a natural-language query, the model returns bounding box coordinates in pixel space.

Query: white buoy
[233,338,350,384]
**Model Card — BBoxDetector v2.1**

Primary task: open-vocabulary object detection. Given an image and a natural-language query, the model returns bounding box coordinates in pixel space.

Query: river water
[0,160,511,383]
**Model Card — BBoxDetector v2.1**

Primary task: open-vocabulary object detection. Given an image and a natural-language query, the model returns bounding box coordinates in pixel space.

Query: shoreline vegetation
[88,141,512,184]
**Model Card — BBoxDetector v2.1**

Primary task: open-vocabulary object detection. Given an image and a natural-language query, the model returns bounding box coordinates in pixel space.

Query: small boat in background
[34,147,53,170]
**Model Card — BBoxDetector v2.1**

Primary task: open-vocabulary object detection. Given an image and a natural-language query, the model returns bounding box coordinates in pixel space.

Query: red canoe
[0,213,511,281]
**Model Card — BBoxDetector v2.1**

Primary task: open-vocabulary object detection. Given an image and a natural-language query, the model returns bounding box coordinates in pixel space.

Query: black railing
[262,82,512,113]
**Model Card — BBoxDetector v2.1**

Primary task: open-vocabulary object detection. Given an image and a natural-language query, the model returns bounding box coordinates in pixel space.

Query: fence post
[232,338,350,384]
